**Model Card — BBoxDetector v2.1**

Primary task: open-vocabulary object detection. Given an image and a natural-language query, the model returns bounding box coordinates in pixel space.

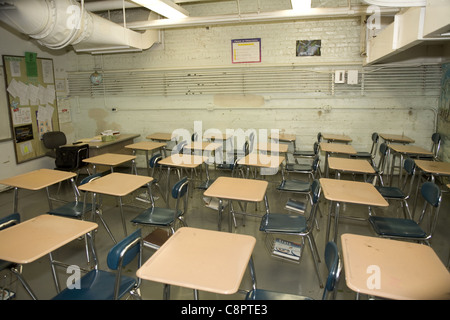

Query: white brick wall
[65,3,440,168]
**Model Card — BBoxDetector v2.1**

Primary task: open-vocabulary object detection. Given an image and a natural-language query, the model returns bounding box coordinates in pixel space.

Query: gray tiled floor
[0,164,449,301]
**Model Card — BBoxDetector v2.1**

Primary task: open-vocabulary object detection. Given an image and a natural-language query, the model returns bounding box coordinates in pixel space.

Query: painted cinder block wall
[64,11,439,168]
[0,0,445,180]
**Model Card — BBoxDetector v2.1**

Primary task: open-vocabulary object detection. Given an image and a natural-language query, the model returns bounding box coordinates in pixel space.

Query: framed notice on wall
[2,54,60,164]
[231,38,261,64]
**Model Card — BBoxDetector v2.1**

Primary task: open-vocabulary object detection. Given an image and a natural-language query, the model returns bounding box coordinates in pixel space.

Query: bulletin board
[2,54,60,163]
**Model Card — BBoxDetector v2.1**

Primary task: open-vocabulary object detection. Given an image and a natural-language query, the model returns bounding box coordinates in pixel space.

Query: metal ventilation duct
[0,0,160,54]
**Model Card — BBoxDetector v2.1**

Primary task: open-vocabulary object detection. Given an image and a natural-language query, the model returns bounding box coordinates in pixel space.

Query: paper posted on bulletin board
[231,38,261,64]
[2,54,60,163]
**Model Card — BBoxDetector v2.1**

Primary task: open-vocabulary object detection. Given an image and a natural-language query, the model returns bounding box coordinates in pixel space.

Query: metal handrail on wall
[67,64,442,98]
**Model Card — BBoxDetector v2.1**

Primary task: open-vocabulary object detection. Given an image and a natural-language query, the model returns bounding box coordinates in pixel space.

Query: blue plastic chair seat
[368,216,427,238]
[375,186,405,199]
[351,151,371,158]
[48,201,93,218]
[246,289,313,300]
[286,163,313,171]
[277,179,310,193]
[131,207,182,226]
[217,163,234,170]
[52,269,136,300]
[260,213,307,233]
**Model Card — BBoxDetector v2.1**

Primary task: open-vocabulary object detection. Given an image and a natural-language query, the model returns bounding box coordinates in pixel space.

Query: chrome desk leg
[13,187,18,213]
[163,284,170,300]
[48,251,60,293]
[10,266,38,300]
[45,187,53,210]
[119,196,127,236]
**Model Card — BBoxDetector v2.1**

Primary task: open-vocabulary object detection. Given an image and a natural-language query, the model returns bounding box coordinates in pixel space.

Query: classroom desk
[183,141,223,184]
[83,153,137,174]
[158,154,209,206]
[183,141,222,160]
[76,133,139,157]
[146,132,176,157]
[125,141,166,176]
[320,142,357,178]
[0,214,98,299]
[136,227,256,299]
[0,169,77,213]
[387,144,433,185]
[203,176,269,232]
[328,157,375,181]
[146,132,173,142]
[321,133,352,144]
[379,133,415,144]
[204,133,234,164]
[269,133,297,154]
[341,233,450,300]
[78,173,153,242]
[237,153,285,178]
[320,178,388,243]
[256,142,289,154]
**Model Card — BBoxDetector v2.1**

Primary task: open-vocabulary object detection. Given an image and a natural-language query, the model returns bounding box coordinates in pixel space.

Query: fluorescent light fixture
[291,0,311,11]
[131,0,189,19]
[362,0,426,6]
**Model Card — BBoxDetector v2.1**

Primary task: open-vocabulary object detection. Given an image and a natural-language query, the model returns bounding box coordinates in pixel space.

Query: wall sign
[231,38,261,64]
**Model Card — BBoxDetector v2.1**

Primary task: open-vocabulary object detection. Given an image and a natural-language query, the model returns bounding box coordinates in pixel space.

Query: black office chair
[54,143,90,180]
[42,131,67,158]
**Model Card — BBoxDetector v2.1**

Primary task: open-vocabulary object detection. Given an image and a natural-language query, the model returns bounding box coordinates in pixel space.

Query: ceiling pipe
[0,0,160,53]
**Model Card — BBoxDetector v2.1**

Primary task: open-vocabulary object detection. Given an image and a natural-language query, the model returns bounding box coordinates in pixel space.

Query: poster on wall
[296,40,321,56]
[231,38,261,64]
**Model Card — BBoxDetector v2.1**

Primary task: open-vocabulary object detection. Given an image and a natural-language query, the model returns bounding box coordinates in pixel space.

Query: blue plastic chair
[351,132,379,166]
[371,142,389,186]
[410,132,441,161]
[284,154,321,182]
[368,181,442,245]
[131,177,189,249]
[293,141,320,160]
[374,158,416,219]
[47,173,104,261]
[245,241,339,300]
[259,180,323,288]
[0,213,39,300]
[53,229,143,300]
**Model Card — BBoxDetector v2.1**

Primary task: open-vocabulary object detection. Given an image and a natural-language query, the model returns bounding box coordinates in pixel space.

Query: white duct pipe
[0,0,159,52]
